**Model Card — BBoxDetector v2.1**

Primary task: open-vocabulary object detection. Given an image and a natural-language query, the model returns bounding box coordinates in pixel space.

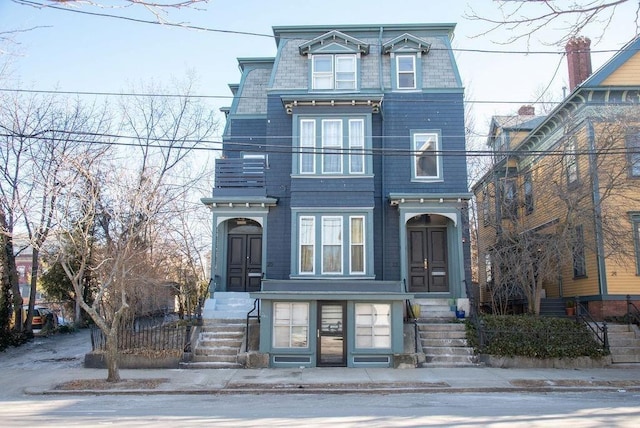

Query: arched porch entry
[406,214,449,293]
[224,218,263,292]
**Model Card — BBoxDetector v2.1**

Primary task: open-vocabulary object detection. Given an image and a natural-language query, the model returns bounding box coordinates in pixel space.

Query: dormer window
[383,33,430,91]
[299,30,368,93]
[396,55,416,89]
[312,54,356,90]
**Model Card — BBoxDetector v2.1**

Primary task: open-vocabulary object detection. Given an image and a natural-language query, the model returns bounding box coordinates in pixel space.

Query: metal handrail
[245,298,260,352]
[627,295,640,327]
[402,279,419,354]
[575,296,609,353]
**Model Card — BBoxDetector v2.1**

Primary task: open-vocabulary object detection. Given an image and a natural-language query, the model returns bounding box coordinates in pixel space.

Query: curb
[25,385,640,396]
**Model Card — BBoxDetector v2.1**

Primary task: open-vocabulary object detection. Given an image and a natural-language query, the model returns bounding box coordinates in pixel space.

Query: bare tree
[0,91,110,333]
[54,79,217,382]
[466,0,639,46]
[479,108,640,315]
[12,0,210,23]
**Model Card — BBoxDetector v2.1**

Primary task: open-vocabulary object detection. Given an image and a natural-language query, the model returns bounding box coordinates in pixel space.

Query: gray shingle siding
[236,68,271,114]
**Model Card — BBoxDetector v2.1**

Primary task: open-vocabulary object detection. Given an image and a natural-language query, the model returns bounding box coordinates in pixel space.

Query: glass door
[317,301,346,367]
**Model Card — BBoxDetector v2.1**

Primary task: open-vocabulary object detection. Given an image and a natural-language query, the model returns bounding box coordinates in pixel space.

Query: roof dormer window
[312,54,356,90]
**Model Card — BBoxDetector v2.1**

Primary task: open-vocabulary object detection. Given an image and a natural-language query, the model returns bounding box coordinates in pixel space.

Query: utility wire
[1,132,636,158]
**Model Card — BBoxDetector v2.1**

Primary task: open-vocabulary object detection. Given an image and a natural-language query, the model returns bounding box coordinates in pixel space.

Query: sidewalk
[26,365,640,395]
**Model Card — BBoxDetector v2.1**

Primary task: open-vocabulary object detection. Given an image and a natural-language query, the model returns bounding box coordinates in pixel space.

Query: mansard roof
[297,30,370,55]
[382,33,431,54]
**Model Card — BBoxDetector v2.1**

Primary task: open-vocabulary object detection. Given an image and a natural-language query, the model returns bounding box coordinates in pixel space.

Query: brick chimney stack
[518,105,535,116]
[565,36,592,91]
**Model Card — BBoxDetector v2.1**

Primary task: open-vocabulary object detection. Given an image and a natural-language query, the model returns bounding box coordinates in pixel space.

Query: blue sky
[1,0,637,144]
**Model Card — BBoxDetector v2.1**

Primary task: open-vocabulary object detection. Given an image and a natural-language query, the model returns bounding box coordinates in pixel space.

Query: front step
[606,323,640,364]
[181,320,246,369]
[418,322,479,367]
[413,298,455,321]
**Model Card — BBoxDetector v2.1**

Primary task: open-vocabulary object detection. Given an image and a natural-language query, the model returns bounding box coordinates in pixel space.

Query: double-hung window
[273,302,309,348]
[300,120,316,174]
[632,214,640,275]
[355,303,391,349]
[566,138,578,185]
[296,116,368,176]
[296,213,369,276]
[626,129,640,177]
[312,54,356,90]
[524,172,534,215]
[396,55,416,89]
[572,225,587,278]
[412,131,441,180]
[322,120,342,174]
[322,216,343,274]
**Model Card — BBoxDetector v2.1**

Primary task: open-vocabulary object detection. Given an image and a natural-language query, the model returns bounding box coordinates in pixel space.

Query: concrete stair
[202,292,256,320]
[607,323,640,364]
[539,298,567,317]
[414,298,455,321]
[181,292,256,369]
[182,319,246,369]
[417,322,480,367]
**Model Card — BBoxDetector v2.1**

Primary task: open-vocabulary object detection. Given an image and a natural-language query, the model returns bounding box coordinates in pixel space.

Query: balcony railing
[214,158,266,196]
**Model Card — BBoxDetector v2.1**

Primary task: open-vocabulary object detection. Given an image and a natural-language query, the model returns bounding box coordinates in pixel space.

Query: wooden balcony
[214,158,266,197]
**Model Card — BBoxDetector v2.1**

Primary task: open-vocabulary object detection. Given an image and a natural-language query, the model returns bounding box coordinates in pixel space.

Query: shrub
[466,315,607,359]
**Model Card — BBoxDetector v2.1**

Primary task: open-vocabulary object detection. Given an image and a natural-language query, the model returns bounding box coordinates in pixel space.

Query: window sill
[289,275,375,280]
[410,178,444,183]
[291,174,374,179]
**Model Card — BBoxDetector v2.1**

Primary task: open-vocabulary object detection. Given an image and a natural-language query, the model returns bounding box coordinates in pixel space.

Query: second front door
[227,234,262,292]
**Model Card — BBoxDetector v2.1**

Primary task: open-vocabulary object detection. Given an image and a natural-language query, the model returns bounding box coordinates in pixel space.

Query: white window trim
[396,54,416,90]
[299,216,315,275]
[349,215,365,274]
[311,54,357,90]
[300,119,316,174]
[566,139,578,184]
[321,216,343,274]
[412,132,441,181]
[312,55,334,90]
[348,119,365,174]
[322,119,343,174]
[355,303,391,349]
[273,302,309,349]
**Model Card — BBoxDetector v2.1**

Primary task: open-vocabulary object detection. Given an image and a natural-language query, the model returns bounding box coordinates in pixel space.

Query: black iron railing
[575,296,609,353]
[627,295,640,327]
[90,318,187,352]
[402,279,419,353]
[246,299,260,351]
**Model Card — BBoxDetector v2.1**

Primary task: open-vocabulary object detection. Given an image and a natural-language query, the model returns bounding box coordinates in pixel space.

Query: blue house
[202,24,472,368]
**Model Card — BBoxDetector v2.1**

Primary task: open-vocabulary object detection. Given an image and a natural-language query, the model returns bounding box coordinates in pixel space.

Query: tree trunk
[25,248,40,331]
[105,329,121,382]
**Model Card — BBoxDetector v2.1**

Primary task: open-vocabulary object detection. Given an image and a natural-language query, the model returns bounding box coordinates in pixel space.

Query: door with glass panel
[317,301,346,367]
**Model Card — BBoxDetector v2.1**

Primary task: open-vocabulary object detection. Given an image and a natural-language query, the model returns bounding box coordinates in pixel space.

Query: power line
[1,131,636,158]
[1,86,629,106]
[12,1,632,56]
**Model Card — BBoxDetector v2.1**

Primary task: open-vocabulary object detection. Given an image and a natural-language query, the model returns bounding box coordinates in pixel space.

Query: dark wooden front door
[408,227,448,293]
[227,234,262,292]
[317,301,346,367]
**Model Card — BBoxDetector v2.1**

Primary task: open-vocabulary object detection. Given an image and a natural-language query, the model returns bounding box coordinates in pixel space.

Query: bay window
[295,213,370,276]
[295,116,369,176]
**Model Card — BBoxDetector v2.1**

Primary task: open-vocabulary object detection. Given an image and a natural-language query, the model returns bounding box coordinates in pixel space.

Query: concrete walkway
[26,365,640,395]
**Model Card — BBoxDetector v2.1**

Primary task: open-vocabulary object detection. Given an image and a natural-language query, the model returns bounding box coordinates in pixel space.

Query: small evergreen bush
[466,315,607,359]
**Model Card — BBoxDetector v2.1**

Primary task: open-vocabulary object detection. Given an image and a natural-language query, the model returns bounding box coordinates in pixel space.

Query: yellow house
[473,36,640,320]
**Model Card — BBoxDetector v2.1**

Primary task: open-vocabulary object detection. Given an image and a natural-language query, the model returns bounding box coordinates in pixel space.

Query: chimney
[565,36,592,91]
[518,105,535,116]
